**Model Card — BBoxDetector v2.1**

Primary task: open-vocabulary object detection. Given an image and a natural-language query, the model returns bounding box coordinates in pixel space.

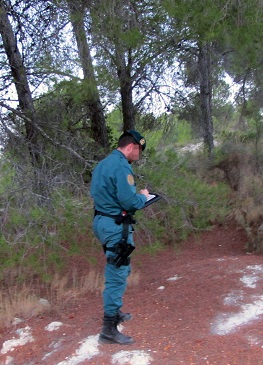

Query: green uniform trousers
[93,215,133,316]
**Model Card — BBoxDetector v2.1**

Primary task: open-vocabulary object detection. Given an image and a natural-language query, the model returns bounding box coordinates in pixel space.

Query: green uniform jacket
[91,149,147,215]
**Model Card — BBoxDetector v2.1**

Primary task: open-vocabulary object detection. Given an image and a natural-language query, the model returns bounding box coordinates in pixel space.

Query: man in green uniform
[91,130,149,344]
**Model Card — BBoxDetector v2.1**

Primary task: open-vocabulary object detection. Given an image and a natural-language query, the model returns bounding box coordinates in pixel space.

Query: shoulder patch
[127,174,134,185]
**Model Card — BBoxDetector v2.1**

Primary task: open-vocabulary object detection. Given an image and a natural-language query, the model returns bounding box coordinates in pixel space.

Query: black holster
[112,240,135,268]
[99,210,136,266]
[112,213,135,267]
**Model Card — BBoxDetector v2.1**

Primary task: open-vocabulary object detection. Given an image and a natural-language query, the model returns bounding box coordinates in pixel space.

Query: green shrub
[0,179,94,280]
[0,144,232,283]
[134,148,231,245]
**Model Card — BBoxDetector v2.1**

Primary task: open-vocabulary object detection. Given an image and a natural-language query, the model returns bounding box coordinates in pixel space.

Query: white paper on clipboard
[143,193,162,208]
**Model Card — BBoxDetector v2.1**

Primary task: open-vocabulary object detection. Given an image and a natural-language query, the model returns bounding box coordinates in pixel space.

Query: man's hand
[140,189,149,198]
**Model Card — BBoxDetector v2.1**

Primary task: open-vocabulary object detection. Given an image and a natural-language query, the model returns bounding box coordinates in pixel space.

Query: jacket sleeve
[115,165,147,213]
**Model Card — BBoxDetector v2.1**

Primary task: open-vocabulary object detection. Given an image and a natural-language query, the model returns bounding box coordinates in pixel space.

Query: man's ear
[127,143,134,152]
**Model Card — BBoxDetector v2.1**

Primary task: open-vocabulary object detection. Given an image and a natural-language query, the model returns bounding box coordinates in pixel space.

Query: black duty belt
[94,210,119,219]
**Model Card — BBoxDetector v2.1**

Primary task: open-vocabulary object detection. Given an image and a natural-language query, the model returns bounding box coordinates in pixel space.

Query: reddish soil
[1,223,263,365]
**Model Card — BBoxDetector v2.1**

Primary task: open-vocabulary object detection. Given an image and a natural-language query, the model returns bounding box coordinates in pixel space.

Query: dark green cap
[127,130,146,151]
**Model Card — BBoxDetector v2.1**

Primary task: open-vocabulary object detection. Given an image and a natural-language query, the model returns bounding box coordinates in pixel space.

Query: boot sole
[99,335,134,345]
[116,318,132,326]
[117,315,133,324]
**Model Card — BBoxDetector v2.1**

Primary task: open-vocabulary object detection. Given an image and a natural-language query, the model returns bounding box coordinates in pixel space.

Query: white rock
[45,322,63,331]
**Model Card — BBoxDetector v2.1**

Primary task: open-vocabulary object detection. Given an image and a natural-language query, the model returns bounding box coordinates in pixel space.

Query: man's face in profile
[129,144,142,162]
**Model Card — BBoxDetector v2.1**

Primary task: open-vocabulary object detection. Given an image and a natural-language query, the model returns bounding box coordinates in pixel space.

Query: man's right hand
[140,189,149,198]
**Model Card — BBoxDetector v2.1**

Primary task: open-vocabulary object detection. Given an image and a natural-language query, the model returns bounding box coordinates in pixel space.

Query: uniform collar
[112,149,127,160]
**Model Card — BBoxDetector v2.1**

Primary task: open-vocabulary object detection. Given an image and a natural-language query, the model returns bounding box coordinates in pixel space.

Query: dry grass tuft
[128,270,140,286]
[0,264,141,330]
[233,175,263,252]
[48,269,105,307]
[79,269,105,294]
[0,268,104,330]
[213,145,263,252]
[0,285,48,329]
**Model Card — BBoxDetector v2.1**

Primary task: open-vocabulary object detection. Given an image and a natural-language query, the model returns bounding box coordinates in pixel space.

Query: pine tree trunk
[0,0,40,165]
[198,42,214,154]
[116,49,135,131]
[67,0,109,150]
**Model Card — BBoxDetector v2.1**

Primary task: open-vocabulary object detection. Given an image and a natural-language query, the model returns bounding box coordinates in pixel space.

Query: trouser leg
[99,262,134,345]
[103,262,131,316]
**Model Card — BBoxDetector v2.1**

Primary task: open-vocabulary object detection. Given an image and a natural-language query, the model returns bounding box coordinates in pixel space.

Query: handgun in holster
[113,211,135,268]
[113,239,135,268]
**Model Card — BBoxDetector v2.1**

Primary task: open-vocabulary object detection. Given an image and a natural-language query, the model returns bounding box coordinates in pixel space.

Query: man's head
[117,130,146,162]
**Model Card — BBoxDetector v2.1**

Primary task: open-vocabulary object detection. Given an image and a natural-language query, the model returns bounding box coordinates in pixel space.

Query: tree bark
[0,0,40,165]
[198,42,214,154]
[116,48,135,131]
[67,0,109,150]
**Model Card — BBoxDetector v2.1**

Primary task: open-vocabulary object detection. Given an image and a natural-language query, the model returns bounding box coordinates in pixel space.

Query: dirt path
[1,223,263,365]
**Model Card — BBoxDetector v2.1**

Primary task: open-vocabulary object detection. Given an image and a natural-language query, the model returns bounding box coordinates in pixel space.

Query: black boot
[117,310,133,324]
[99,314,134,345]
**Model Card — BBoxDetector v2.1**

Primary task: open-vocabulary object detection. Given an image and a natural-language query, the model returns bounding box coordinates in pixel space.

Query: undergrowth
[0,144,250,329]
[134,149,231,246]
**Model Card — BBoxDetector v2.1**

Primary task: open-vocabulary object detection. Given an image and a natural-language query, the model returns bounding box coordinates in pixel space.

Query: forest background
[0,0,263,328]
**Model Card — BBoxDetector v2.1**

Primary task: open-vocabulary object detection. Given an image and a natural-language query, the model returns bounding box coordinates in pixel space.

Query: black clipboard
[143,193,162,208]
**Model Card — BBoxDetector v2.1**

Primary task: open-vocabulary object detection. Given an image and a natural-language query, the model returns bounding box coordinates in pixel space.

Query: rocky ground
[1,222,263,365]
